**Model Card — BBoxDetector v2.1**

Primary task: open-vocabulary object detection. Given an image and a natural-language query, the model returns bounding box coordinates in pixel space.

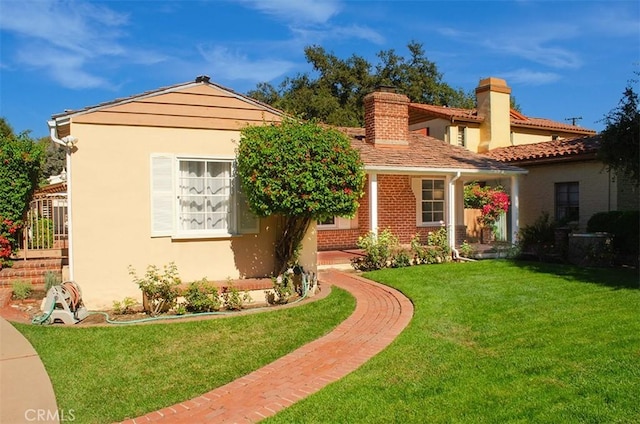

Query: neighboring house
[47,76,322,309]
[317,88,527,251]
[484,135,639,231]
[408,77,596,153]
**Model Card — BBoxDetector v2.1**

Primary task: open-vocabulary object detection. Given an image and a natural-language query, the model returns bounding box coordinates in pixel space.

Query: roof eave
[363,165,528,175]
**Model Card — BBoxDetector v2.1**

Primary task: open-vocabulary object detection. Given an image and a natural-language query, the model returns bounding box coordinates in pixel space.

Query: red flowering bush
[464,183,510,231]
[0,218,21,269]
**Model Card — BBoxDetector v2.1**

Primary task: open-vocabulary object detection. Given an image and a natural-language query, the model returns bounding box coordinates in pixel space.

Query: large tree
[236,119,365,275]
[598,75,640,185]
[248,42,474,127]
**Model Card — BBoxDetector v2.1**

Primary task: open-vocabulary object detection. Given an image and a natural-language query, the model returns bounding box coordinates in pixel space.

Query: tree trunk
[274,215,312,276]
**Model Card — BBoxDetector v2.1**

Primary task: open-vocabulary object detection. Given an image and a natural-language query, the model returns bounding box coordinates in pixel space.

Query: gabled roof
[408,103,596,135]
[339,127,526,175]
[483,134,601,164]
[52,76,284,120]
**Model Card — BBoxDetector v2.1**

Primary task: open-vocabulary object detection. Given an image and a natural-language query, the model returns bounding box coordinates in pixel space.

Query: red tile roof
[338,127,525,174]
[408,103,596,135]
[483,135,601,164]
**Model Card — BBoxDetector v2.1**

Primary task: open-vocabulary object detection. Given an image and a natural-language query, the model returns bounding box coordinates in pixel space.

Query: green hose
[31,294,57,325]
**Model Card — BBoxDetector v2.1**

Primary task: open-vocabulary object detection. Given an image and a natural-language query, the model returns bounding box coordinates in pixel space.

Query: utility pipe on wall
[48,120,77,281]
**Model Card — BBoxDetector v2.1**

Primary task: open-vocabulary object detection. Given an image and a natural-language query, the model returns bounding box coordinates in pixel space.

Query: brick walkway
[119,270,414,424]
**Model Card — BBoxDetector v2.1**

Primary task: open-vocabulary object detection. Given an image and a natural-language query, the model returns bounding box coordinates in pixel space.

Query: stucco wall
[68,123,315,309]
[517,161,617,232]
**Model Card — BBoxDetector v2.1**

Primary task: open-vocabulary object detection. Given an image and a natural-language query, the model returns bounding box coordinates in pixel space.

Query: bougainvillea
[464,183,510,231]
[0,218,21,268]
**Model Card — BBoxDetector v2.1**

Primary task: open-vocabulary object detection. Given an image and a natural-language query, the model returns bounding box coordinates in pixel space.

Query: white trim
[370,173,378,236]
[510,175,520,243]
[364,165,528,175]
[412,177,448,227]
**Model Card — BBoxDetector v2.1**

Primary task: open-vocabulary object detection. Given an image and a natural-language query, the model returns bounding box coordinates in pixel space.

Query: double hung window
[555,182,579,223]
[421,179,445,224]
[151,155,258,238]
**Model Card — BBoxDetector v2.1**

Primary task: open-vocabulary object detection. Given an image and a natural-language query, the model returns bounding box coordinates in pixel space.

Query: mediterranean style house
[46,76,319,308]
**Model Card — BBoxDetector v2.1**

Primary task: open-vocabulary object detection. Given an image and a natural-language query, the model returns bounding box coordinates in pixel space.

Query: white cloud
[237,0,342,25]
[498,69,561,85]
[0,0,166,89]
[197,45,297,82]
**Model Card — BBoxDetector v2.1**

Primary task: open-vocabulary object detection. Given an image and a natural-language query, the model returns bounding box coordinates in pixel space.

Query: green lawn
[268,260,640,423]
[15,287,355,424]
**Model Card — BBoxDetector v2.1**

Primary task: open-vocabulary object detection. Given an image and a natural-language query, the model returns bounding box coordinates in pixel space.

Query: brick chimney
[364,86,410,146]
[475,77,511,152]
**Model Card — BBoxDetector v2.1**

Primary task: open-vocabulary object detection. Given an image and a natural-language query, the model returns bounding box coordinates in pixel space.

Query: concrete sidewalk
[0,317,59,424]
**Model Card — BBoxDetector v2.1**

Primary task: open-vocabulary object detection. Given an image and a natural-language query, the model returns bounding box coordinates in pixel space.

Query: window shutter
[151,155,175,236]
[235,174,259,234]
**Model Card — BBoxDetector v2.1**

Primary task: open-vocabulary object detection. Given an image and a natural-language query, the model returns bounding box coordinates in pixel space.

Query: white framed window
[151,155,259,238]
[419,178,445,225]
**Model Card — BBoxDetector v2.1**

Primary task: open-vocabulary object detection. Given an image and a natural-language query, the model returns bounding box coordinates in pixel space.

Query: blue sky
[1,0,638,138]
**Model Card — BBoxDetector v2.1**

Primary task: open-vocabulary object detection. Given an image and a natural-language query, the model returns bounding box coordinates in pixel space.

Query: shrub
[12,280,32,300]
[352,229,400,271]
[411,228,451,265]
[268,271,295,305]
[587,210,639,255]
[128,262,181,316]
[44,271,61,293]
[391,250,412,268]
[222,281,251,310]
[458,240,473,258]
[183,279,221,313]
[112,297,137,315]
[517,212,556,258]
[0,218,20,269]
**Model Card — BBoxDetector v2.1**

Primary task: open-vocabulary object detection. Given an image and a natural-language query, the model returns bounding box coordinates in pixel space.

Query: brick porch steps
[0,258,63,290]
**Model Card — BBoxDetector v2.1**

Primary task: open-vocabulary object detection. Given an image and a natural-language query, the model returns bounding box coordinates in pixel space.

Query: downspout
[48,120,77,281]
[448,172,461,259]
[369,173,378,237]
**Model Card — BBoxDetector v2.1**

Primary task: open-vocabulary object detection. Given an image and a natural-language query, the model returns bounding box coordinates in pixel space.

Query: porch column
[448,172,461,250]
[510,175,520,243]
[369,173,378,236]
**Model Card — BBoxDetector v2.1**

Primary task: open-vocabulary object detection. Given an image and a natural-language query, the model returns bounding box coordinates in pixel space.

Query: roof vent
[195,75,210,83]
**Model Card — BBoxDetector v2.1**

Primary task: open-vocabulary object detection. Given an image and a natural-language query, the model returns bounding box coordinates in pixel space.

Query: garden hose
[87,273,315,325]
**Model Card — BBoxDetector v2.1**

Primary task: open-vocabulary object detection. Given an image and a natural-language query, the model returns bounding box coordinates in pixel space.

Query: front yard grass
[268,260,640,423]
[15,287,355,424]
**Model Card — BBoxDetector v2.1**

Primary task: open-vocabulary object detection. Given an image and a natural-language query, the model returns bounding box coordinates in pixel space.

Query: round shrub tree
[237,119,365,275]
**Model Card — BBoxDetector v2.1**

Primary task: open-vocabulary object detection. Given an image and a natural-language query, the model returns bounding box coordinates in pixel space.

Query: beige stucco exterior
[52,80,318,309]
[517,160,616,231]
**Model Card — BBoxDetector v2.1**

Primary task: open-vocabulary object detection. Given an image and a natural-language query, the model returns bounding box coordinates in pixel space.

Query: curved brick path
[119,270,414,424]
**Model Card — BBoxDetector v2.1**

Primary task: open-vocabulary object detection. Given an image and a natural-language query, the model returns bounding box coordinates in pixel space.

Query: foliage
[587,210,639,255]
[128,262,181,316]
[112,297,137,315]
[411,228,451,264]
[221,281,251,311]
[598,75,640,185]
[458,240,473,258]
[248,42,474,127]
[268,270,295,305]
[44,271,61,293]
[391,250,412,268]
[351,229,400,271]
[517,212,557,259]
[0,219,19,268]
[29,217,54,249]
[0,121,45,263]
[39,137,66,182]
[464,183,510,232]
[237,118,365,274]
[12,280,32,300]
[183,278,221,313]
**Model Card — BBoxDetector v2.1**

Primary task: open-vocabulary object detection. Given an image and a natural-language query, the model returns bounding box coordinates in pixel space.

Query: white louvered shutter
[151,155,175,236]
